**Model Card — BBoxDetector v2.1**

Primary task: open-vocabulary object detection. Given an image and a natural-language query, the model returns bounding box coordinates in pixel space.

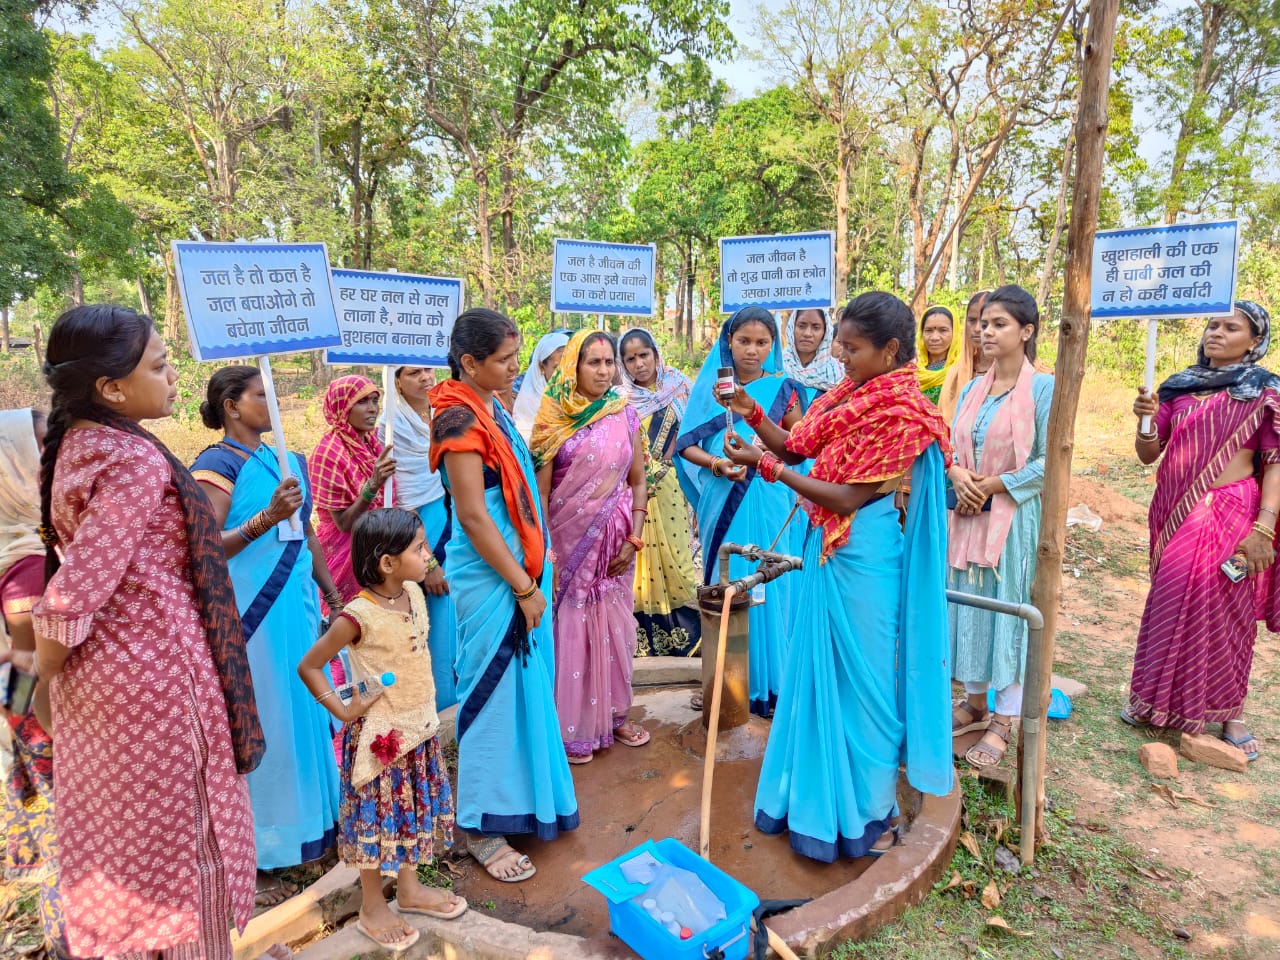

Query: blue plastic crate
[582,838,759,960]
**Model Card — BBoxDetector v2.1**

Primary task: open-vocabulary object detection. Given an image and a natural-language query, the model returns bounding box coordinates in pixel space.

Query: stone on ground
[1138,742,1179,778]
[1178,732,1247,773]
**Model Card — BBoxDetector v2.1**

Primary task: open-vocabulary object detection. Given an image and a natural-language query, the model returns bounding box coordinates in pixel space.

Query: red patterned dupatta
[786,364,952,560]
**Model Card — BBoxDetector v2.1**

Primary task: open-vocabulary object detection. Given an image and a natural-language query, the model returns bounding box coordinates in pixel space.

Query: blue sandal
[1221,729,1260,763]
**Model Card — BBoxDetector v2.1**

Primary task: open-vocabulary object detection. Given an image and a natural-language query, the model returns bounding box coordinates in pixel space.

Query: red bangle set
[758,453,785,483]
[746,402,766,428]
[625,534,645,552]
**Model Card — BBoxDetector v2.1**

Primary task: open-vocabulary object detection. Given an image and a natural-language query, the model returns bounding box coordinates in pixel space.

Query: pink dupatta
[948,357,1036,571]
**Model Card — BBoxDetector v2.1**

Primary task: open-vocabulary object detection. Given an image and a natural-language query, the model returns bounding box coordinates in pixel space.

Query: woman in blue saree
[676,307,807,716]
[390,365,456,710]
[721,292,954,861]
[191,367,342,902]
[428,309,578,883]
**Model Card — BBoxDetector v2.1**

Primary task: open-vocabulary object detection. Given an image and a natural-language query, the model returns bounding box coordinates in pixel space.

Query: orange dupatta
[428,380,546,582]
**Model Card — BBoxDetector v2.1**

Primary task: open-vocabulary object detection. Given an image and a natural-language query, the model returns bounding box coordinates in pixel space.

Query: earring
[232,412,240,419]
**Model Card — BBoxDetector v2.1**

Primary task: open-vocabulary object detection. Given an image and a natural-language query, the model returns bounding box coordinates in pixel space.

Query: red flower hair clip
[370,729,403,765]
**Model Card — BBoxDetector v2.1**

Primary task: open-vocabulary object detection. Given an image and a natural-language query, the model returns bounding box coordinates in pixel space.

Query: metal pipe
[944,589,1044,865]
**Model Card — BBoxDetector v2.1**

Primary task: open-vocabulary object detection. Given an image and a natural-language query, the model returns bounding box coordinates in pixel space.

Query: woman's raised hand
[372,443,397,487]
[723,430,762,468]
[721,385,757,417]
[266,476,304,523]
[1133,387,1158,422]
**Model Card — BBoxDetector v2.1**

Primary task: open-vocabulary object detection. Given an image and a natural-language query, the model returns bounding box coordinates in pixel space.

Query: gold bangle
[513,581,539,602]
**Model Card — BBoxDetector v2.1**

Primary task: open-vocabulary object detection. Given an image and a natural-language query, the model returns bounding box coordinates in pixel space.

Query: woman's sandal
[566,752,593,765]
[355,914,420,952]
[470,835,537,883]
[1119,707,1148,728]
[952,700,990,736]
[965,715,1013,769]
[255,872,298,908]
[615,723,651,748]
[866,822,902,858]
[397,892,469,920]
[1222,722,1261,762]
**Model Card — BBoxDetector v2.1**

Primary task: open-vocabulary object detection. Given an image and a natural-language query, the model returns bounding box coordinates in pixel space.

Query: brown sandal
[965,715,1012,768]
[952,700,989,736]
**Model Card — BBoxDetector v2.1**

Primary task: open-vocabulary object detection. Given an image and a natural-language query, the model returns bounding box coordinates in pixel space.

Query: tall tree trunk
[349,118,365,265]
[834,137,851,301]
[69,267,84,306]
[1164,1,1222,224]
[163,248,184,351]
[136,276,154,321]
[1038,129,1076,305]
[475,166,497,309]
[685,241,695,349]
[1,307,10,354]
[1021,0,1118,854]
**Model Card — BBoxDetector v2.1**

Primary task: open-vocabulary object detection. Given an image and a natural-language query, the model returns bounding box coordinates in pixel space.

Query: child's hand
[341,688,384,723]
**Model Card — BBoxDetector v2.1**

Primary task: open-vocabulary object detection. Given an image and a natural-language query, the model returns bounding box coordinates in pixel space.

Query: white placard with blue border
[172,241,342,361]
[551,239,656,316]
[1091,220,1239,319]
[720,231,835,313]
[326,269,463,367]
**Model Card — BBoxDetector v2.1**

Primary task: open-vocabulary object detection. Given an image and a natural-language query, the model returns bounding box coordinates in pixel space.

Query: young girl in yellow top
[299,508,466,952]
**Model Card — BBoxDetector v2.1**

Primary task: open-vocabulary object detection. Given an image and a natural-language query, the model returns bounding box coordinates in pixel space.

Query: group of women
[2,283,1275,958]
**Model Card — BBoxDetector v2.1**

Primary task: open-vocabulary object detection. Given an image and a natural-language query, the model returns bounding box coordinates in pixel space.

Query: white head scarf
[388,391,445,510]
[513,330,572,440]
[0,409,42,581]
[782,309,844,392]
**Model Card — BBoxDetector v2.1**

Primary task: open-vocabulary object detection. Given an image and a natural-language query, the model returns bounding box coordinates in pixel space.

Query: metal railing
[945,589,1045,865]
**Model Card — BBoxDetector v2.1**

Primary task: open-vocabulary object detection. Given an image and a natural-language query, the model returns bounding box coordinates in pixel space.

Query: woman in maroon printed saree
[1126,301,1280,762]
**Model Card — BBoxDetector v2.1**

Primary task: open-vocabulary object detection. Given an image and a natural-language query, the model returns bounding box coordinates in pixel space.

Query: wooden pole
[1018,0,1118,846]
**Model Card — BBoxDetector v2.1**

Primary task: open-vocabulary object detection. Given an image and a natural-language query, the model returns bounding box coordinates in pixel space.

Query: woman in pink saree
[1126,300,1280,762]
[531,331,651,764]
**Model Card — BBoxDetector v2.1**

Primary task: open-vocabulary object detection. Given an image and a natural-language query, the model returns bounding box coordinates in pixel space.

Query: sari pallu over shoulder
[432,390,578,839]
[1149,390,1280,572]
[192,443,315,638]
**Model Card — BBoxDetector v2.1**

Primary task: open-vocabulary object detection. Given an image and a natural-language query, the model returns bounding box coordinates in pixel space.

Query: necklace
[368,585,406,602]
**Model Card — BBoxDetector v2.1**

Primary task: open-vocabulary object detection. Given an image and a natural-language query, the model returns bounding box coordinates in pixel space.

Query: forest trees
[12,0,1280,352]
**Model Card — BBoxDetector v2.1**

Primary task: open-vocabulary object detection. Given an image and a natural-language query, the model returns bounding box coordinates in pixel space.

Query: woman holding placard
[191,367,342,899]
[947,285,1054,769]
[676,307,808,717]
[390,366,457,710]
[429,308,577,883]
[617,328,702,657]
[1125,301,1280,762]
[311,375,398,602]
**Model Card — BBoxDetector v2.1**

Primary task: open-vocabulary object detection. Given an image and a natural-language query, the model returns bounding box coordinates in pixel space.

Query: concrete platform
[290,684,962,959]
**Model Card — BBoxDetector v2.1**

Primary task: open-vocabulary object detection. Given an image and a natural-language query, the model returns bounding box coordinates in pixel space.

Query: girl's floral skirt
[339,720,454,876]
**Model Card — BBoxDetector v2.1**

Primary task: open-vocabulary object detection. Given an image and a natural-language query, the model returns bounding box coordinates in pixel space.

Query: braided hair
[39,305,154,580]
